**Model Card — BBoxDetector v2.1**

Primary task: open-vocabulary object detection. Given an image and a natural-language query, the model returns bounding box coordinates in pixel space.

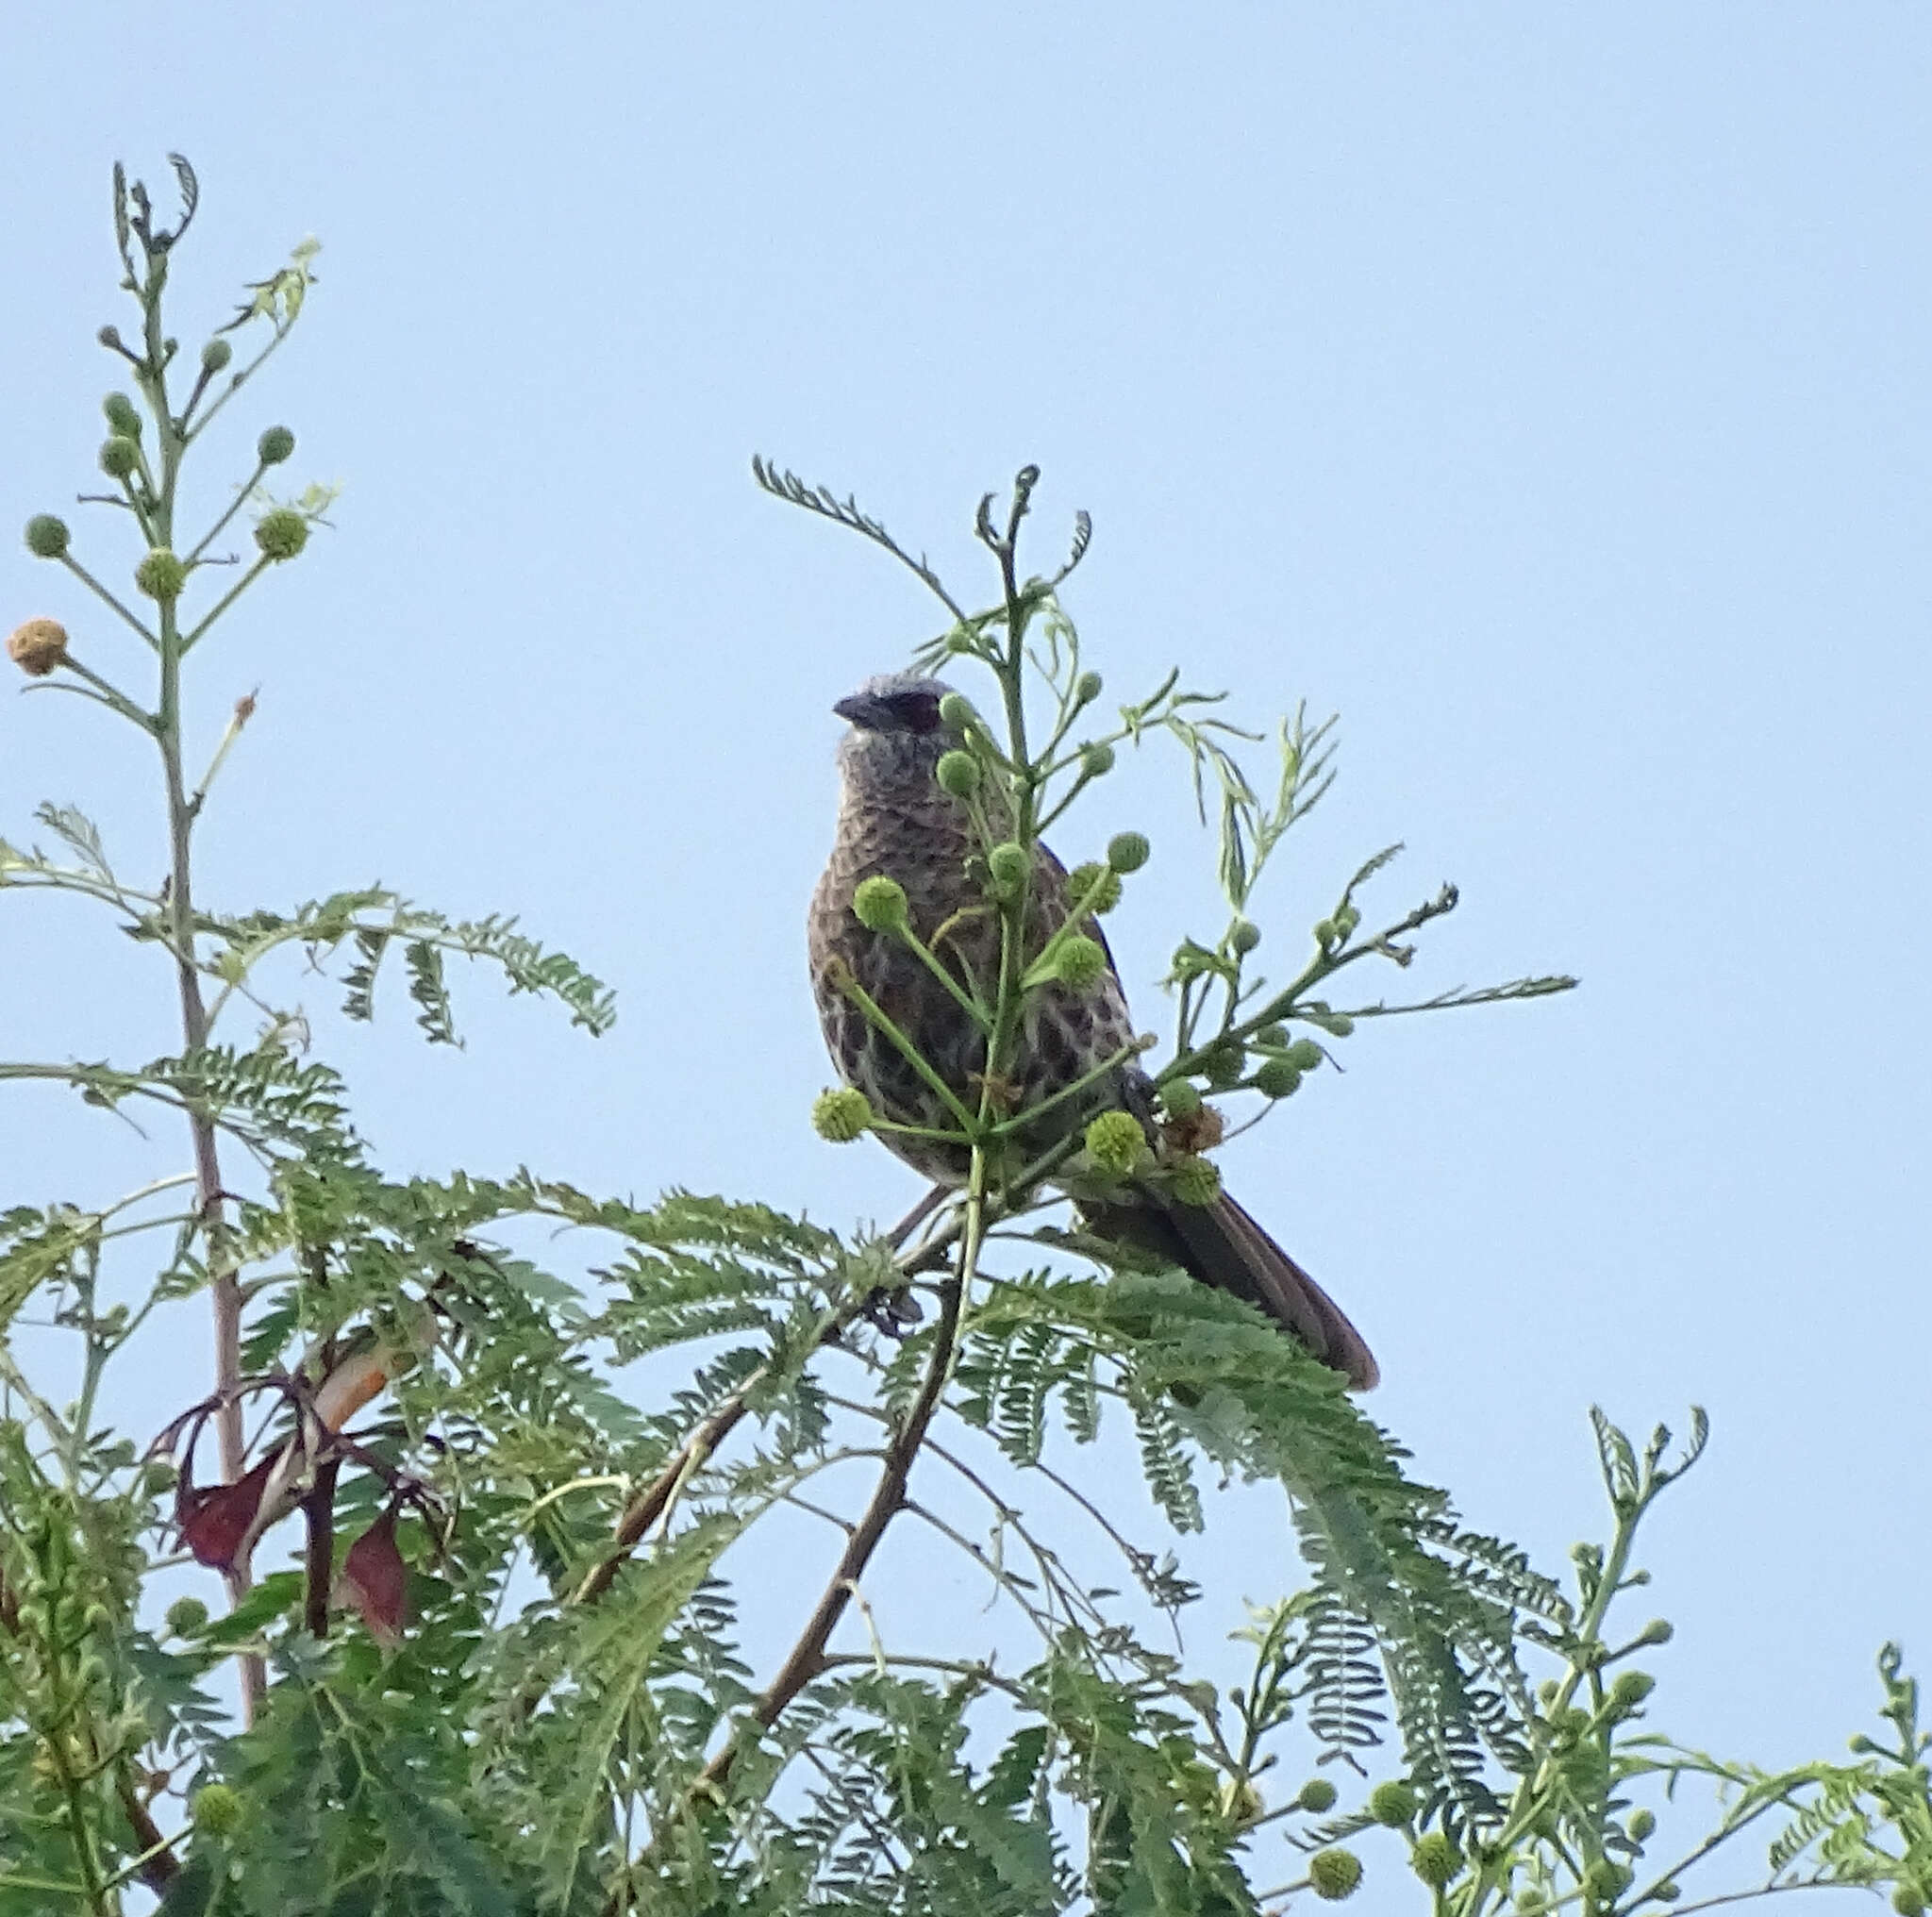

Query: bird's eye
[881,691,942,734]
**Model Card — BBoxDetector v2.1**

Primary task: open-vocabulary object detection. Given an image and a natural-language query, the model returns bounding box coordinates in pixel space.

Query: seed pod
[8,618,69,677]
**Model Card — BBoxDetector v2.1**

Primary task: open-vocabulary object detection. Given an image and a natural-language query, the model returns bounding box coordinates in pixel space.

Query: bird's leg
[885,1184,948,1251]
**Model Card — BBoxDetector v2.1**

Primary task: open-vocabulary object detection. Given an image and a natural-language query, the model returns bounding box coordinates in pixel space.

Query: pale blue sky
[4,1,1928,1877]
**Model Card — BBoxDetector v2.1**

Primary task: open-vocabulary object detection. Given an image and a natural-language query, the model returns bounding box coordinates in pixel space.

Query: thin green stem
[58,656,158,733]
[185,323,291,442]
[830,968,980,1134]
[57,555,157,649]
[888,922,991,1030]
[180,555,270,651]
[124,235,262,1720]
[186,459,268,563]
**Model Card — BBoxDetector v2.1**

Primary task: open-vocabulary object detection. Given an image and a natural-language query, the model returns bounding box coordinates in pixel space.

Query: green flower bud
[25,514,71,558]
[1610,1670,1657,1710]
[1255,1024,1289,1048]
[1081,741,1116,778]
[851,875,909,932]
[1368,1781,1418,1826]
[135,548,188,601]
[1229,918,1261,955]
[1310,1009,1356,1038]
[1634,1618,1674,1647]
[1584,1860,1632,1901]
[1160,1078,1203,1119]
[102,392,142,436]
[1106,831,1151,874]
[1334,904,1360,940]
[934,749,980,798]
[191,1782,242,1838]
[258,425,296,466]
[937,691,977,731]
[1653,1885,1682,1907]
[1252,1058,1304,1099]
[200,337,233,373]
[8,617,70,677]
[1314,918,1339,948]
[1286,1038,1324,1073]
[97,325,124,351]
[1169,1154,1222,1207]
[1202,1043,1246,1090]
[99,436,141,480]
[1626,1808,1657,1842]
[1892,1888,1924,1917]
[1296,1776,1338,1813]
[1083,1110,1148,1177]
[254,508,308,561]
[987,842,1030,893]
[1068,861,1123,913]
[1074,670,1103,704]
[1055,934,1108,992]
[1308,1846,1362,1900]
[1411,1832,1460,1889]
[811,1087,874,1143]
[165,1595,211,1638]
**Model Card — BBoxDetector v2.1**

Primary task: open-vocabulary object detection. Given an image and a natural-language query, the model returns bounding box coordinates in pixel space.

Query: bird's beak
[833,692,882,728]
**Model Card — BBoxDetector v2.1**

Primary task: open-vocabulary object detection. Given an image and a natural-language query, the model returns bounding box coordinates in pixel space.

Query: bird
[809,669,1378,1391]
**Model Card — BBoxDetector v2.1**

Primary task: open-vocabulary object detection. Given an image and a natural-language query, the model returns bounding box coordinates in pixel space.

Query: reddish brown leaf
[177,1454,278,1571]
[340,1507,408,1649]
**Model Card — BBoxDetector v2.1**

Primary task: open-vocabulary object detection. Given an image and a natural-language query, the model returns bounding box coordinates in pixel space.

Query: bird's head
[832,671,962,792]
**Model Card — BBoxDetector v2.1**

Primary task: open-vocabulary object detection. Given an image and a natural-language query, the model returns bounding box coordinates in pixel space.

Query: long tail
[1080,1187,1379,1392]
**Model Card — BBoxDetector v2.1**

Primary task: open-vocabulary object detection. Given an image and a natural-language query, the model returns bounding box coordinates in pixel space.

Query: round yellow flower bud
[987,842,1030,894]
[1054,934,1108,992]
[935,749,980,797]
[1067,861,1123,913]
[191,1782,242,1838]
[851,875,909,932]
[1368,1781,1417,1826]
[24,515,71,559]
[254,508,308,561]
[1308,1847,1362,1900]
[135,548,188,601]
[1083,1110,1147,1177]
[1410,1832,1460,1889]
[811,1087,874,1142]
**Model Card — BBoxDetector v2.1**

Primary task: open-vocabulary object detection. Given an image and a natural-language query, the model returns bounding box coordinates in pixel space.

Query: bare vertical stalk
[126,225,263,1716]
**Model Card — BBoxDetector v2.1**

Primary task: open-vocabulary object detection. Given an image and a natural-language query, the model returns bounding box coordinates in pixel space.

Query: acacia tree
[1,158,1925,1917]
